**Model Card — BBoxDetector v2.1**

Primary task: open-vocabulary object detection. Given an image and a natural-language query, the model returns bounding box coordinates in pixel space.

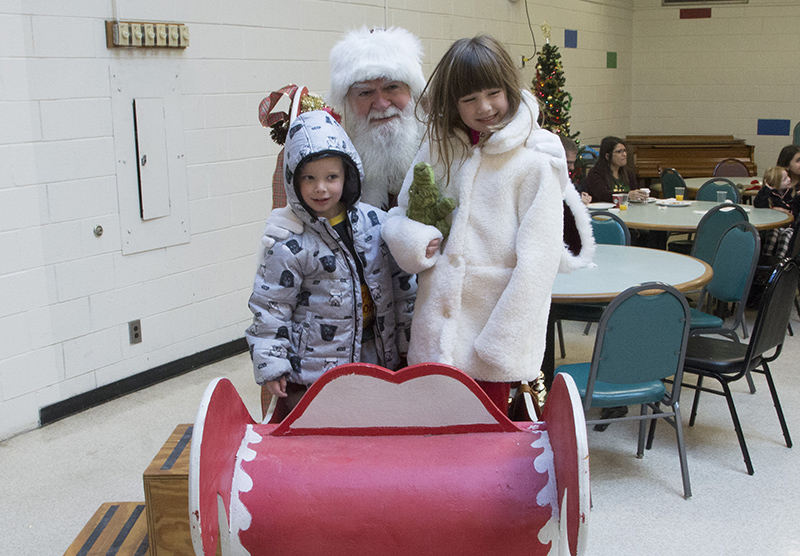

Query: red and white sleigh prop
[189,363,590,556]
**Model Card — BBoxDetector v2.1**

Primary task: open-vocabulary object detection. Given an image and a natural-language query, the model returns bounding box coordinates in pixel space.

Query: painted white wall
[21,0,787,440]
[632,0,800,173]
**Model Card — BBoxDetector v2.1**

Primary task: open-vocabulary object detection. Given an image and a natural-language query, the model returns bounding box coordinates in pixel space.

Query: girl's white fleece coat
[382,90,594,383]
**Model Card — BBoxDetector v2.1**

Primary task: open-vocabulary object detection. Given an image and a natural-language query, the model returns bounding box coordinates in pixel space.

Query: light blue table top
[603,200,790,232]
[552,244,712,303]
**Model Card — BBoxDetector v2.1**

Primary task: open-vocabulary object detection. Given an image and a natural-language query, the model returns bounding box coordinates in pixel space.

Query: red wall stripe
[680,8,712,19]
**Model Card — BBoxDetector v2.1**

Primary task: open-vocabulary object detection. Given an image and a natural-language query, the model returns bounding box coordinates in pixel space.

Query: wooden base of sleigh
[64,502,149,556]
[66,424,217,556]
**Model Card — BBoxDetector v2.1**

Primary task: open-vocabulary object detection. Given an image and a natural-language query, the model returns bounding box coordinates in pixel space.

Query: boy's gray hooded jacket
[246,110,416,386]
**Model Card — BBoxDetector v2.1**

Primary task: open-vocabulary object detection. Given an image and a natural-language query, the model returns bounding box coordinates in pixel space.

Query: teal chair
[668,203,748,261]
[696,178,740,203]
[690,222,760,340]
[553,211,631,356]
[660,167,685,199]
[589,210,631,246]
[556,282,692,498]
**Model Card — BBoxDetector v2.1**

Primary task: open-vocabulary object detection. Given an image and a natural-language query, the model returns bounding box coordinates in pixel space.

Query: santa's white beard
[346,103,423,209]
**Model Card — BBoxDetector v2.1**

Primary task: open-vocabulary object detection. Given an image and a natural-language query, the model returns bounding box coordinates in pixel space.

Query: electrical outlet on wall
[129,320,142,345]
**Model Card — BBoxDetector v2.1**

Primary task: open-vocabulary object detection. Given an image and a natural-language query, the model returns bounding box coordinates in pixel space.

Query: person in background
[382,35,594,413]
[754,165,796,258]
[581,136,647,205]
[247,111,416,419]
[560,135,578,176]
[777,144,800,193]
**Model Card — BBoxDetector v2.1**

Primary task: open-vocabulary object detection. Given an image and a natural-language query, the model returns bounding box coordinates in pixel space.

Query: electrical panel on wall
[111,62,190,255]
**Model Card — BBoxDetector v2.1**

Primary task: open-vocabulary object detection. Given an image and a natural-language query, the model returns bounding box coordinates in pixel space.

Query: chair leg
[689,375,704,427]
[673,401,692,499]
[645,408,658,451]
[583,321,593,336]
[719,379,754,475]
[744,369,757,394]
[556,319,566,359]
[761,363,793,448]
[637,404,649,458]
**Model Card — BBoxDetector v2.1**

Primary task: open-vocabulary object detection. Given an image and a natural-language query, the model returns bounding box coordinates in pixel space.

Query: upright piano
[625,134,756,180]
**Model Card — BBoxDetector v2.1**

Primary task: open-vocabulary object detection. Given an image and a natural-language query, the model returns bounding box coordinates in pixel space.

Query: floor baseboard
[39,338,248,426]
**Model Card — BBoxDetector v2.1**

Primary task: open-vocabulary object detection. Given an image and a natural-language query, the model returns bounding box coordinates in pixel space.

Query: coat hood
[283,110,365,223]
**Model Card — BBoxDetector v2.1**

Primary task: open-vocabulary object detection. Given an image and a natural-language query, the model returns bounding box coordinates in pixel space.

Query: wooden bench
[625,134,756,180]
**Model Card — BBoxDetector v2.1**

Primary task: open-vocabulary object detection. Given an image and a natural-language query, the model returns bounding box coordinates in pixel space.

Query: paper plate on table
[587,202,614,210]
[629,197,657,204]
[656,199,692,207]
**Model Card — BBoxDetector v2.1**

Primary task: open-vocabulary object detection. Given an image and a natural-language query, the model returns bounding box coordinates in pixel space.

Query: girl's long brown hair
[418,35,522,188]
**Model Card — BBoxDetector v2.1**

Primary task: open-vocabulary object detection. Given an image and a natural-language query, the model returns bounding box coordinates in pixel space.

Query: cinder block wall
[0,0,635,440]
[632,0,800,174]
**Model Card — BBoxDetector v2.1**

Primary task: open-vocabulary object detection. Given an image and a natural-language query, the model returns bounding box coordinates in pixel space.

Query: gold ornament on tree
[540,21,552,44]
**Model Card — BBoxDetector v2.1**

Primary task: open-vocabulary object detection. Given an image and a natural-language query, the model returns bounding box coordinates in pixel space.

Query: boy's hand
[266,377,288,398]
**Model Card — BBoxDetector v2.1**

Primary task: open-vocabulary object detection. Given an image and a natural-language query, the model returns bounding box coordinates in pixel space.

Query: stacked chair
[668,203,747,259]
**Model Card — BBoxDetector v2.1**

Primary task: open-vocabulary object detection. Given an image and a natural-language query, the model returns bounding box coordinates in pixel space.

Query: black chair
[679,258,798,475]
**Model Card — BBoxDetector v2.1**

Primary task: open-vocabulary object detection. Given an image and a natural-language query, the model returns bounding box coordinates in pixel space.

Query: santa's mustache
[367,106,402,123]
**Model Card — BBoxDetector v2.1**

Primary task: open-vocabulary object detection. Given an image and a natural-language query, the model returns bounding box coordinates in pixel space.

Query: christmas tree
[533,40,578,142]
[532,23,586,182]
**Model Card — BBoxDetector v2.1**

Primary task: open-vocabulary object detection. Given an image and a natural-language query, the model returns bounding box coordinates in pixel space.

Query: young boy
[246,110,415,413]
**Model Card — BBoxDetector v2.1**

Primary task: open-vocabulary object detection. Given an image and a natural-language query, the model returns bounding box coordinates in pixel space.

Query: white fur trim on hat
[327,27,426,111]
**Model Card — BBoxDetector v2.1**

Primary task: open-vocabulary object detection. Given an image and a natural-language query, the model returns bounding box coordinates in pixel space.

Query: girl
[383,35,594,412]
[581,136,647,204]
[755,165,795,258]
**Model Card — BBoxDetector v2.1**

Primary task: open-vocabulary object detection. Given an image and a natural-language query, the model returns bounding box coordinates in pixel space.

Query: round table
[543,244,713,381]
[552,244,713,303]
[607,200,791,232]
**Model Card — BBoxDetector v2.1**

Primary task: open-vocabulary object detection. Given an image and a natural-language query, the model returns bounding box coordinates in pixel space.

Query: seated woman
[580,136,647,204]
[754,165,796,258]
[581,136,661,250]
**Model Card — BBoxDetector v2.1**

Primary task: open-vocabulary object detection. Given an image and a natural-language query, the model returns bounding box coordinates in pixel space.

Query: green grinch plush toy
[406,162,455,239]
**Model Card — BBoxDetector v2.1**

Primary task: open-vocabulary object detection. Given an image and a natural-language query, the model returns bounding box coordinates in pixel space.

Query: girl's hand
[774,207,791,215]
[266,377,288,398]
[426,238,441,258]
[581,192,592,205]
